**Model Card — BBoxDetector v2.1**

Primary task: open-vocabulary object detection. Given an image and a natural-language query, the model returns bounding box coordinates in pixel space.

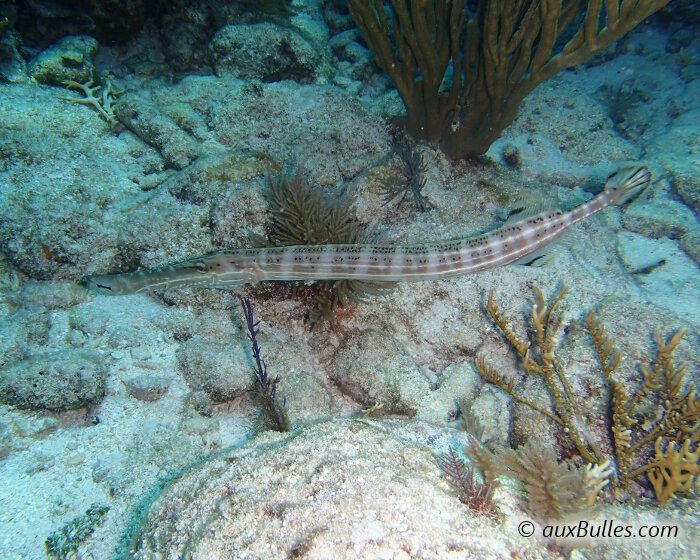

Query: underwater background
[0,1,698,558]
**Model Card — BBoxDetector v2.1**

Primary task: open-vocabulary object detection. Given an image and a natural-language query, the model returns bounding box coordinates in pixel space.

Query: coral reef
[0,1,697,557]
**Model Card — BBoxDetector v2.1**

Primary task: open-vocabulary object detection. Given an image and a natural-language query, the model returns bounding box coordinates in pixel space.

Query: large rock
[176,335,253,402]
[28,35,98,84]
[0,349,106,410]
[330,330,431,414]
[208,23,321,83]
[276,370,333,427]
[646,108,700,215]
[127,419,506,559]
[126,418,700,559]
[415,361,482,424]
[115,92,201,170]
[0,28,27,82]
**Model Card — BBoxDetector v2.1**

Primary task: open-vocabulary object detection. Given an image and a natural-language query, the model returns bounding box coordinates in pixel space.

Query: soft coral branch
[239,296,289,431]
[349,0,672,158]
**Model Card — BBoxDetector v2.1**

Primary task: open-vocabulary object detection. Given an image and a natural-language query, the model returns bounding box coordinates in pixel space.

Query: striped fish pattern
[83,167,651,295]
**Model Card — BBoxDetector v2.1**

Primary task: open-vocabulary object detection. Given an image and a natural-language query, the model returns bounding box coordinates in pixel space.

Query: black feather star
[381,138,429,212]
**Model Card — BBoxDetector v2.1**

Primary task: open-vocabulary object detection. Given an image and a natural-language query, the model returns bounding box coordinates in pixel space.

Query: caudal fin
[603,166,651,205]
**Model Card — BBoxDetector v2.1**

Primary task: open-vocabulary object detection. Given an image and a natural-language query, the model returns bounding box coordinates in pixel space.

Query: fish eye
[196,262,208,274]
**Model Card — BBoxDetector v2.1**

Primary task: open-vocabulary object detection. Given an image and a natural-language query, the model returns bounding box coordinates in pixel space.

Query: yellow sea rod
[83,167,651,295]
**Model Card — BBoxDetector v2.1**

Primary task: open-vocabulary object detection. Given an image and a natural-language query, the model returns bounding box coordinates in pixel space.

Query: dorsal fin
[502,203,549,227]
[501,187,562,226]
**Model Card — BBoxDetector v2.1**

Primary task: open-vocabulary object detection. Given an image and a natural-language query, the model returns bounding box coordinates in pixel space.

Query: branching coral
[475,283,604,464]
[348,0,672,158]
[586,316,699,504]
[62,79,123,127]
[646,438,699,506]
[475,283,698,507]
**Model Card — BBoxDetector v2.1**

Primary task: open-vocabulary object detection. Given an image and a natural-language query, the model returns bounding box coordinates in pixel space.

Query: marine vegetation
[381,135,430,212]
[252,166,387,325]
[239,296,289,431]
[473,283,699,509]
[438,446,499,519]
[45,503,109,560]
[598,78,648,136]
[348,0,672,158]
[587,314,699,505]
[464,437,613,522]
[475,283,604,464]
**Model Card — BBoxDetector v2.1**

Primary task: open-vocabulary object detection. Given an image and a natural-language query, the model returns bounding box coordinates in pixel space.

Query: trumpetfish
[83,166,650,295]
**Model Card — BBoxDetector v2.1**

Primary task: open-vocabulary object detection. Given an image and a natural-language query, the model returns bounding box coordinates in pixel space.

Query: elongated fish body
[83,167,651,295]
